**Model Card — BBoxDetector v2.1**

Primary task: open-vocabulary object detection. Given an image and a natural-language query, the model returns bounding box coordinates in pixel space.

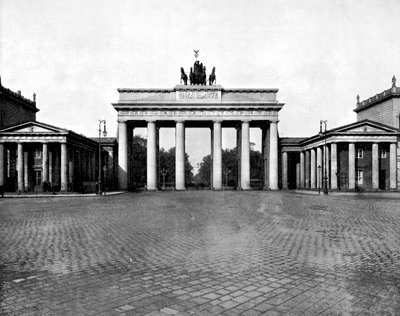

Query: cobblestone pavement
[1,191,400,315]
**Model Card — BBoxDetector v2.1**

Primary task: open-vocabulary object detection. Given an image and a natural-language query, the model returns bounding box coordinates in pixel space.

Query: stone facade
[113,85,284,191]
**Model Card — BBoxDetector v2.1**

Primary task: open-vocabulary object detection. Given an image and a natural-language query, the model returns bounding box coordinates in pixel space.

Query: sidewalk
[294,189,400,199]
[1,191,126,198]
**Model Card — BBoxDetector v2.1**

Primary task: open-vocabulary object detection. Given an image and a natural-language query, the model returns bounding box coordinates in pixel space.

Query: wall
[357,100,393,126]
[0,96,36,129]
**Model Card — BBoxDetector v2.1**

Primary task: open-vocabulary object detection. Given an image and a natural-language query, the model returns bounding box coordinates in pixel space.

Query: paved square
[1,191,400,315]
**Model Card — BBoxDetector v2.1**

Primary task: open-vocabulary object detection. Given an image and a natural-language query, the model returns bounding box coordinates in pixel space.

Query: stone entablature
[114,85,283,123]
[116,85,280,105]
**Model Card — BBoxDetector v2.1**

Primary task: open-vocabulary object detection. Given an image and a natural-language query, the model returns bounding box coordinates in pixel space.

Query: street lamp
[161,168,167,190]
[98,120,107,195]
[319,120,328,195]
[224,168,231,190]
[317,165,321,194]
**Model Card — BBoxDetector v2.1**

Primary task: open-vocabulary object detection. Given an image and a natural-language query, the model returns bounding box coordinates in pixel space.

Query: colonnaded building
[1,68,400,193]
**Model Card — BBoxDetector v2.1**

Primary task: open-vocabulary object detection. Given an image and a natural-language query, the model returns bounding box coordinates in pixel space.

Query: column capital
[175,120,185,123]
[146,120,156,123]
[213,120,222,123]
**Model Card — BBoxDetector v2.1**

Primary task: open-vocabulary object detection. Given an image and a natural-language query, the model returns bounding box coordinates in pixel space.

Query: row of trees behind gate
[130,135,264,189]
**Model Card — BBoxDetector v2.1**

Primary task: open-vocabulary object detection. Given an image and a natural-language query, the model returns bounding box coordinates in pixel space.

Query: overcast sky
[1,0,400,169]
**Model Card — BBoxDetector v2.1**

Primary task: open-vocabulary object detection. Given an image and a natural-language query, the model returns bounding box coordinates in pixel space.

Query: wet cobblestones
[1,191,400,315]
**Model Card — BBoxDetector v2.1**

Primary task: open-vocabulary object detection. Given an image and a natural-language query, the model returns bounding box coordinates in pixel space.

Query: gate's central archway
[113,84,284,190]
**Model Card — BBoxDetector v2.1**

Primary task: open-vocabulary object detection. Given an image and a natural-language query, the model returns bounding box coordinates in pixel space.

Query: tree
[130,135,194,189]
[195,147,264,189]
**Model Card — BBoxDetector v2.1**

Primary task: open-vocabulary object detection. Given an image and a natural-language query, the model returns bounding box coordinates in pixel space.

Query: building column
[325,145,330,189]
[175,121,185,190]
[300,151,305,188]
[17,143,24,192]
[305,150,310,188]
[269,121,278,190]
[282,151,288,189]
[262,126,270,190]
[213,121,222,190]
[61,143,68,191]
[316,147,322,190]
[210,126,214,189]
[390,142,397,190]
[330,143,337,190]
[296,162,300,188]
[236,125,241,189]
[147,121,157,190]
[42,143,49,183]
[348,143,355,190]
[241,121,250,190]
[24,151,28,190]
[372,143,379,190]
[49,150,53,185]
[68,146,74,190]
[118,121,128,190]
[310,148,316,189]
[0,143,4,187]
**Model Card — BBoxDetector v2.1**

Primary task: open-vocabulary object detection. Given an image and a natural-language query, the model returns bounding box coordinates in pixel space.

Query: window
[34,149,42,159]
[356,149,363,159]
[356,170,363,185]
[380,149,387,159]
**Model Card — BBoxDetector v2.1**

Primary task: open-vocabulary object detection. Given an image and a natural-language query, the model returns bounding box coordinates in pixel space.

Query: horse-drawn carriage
[181,61,216,86]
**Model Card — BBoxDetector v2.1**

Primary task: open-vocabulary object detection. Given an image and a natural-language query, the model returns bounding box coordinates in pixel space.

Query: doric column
[241,120,250,190]
[348,143,355,189]
[282,151,288,189]
[68,146,74,189]
[118,121,128,190]
[317,147,322,189]
[236,125,241,189]
[310,148,316,189]
[330,143,337,190]
[305,150,310,188]
[175,121,185,190]
[269,121,278,190]
[24,151,28,190]
[210,126,214,189]
[372,143,379,190]
[49,151,53,185]
[213,121,222,190]
[262,126,270,190]
[325,145,330,189]
[0,143,4,187]
[300,151,305,188]
[61,143,68,191]
[390,143,397,189]
[147,121,157,190]
[17,143,24,192]
[42,143,49,183]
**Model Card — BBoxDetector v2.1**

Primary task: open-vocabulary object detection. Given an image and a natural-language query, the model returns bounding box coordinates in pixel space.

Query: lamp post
[319,120,328,195]
[98,120,107,195]
[161,168,167,190]
[224,168,231,190]
[317,165,321,194]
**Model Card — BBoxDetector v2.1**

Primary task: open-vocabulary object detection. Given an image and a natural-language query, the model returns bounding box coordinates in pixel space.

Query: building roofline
[0,83,39,113]
[354,86,400,113]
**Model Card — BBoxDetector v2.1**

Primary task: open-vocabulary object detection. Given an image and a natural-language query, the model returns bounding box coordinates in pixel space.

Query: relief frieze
[119,109,275,117]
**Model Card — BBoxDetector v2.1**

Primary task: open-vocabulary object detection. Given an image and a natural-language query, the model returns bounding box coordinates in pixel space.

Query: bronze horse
[180,67,188,85]
[209,67,216,85]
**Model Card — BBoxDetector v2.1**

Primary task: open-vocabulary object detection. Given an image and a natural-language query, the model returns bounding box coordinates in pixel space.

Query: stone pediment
[0,121,68,134]
[331,120,400,135]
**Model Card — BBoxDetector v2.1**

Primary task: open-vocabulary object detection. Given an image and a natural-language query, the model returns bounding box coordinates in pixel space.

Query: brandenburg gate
[113,82,284,191]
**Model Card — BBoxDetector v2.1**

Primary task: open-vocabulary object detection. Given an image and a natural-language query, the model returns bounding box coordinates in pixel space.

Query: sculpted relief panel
[119,109,275,118]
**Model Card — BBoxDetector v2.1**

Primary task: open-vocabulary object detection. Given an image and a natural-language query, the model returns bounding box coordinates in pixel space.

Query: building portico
[113,85,284,191]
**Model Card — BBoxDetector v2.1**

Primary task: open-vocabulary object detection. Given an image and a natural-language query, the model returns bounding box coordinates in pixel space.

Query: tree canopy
[130,135,193,189]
